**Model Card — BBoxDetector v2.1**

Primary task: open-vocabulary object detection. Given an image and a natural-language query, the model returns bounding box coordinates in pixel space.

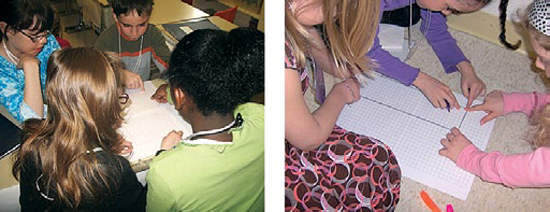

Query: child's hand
[122,69,144,91]
[466,90,504,125]
[439,127,472,163]
[413,72,460,110]
[17,55,40,71]
[334,77,360,104]
[161,130,183,150]
[118,139,134,156]
[458,61,486,107]
[151,84,169,103]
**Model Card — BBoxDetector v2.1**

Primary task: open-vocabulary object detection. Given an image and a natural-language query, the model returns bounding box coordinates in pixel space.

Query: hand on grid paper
[458,61,486,107]
[151,84,169,103]
[161,130,183,150]
[466,90,504,125]
[334,77,360,104]
[439,127,472,163]
[413,72,460,110]
[122,69,145,91]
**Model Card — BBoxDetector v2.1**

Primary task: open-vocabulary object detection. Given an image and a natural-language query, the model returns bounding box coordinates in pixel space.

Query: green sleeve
[146,166,176,211]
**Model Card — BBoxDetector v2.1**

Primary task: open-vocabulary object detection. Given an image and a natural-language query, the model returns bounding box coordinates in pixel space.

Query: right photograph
[284,0,550,211]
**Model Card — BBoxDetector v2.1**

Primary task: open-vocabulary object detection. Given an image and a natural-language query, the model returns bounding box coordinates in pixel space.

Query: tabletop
[96,0,209,25]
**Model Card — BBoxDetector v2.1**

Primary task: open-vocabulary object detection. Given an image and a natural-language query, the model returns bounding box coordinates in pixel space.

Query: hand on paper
[413,72,460,110]
[119,139,134,156]
[458,61,486,107]
[151,84,169,103]
[122,69,144,91]
[439,127,472,163]
[334,77,361,104]
[161,130,183,150]
[466,90,504,125]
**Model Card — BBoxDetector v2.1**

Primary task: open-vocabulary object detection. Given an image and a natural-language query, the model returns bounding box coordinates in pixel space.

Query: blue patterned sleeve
[0,35,59,123]
[0,59,24,123]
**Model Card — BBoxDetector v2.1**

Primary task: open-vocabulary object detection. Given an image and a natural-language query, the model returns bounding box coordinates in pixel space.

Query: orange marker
[420,190,441,212]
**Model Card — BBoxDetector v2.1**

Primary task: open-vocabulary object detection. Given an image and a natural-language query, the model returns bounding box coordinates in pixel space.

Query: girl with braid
[439,0,550,187]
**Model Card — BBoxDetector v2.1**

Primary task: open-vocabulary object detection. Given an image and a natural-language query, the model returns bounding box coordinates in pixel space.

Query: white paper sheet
[179,26,194,34]
[118,81,192,162]
[379,23,405,51]
[336,74,495,200]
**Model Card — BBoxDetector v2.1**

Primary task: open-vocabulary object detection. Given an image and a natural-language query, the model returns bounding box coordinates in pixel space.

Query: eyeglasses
[16,29,50,43]
[119,93,129,104]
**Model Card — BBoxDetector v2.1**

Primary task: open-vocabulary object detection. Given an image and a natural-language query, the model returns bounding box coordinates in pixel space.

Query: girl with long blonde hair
[439,0,550,187]
[12,47,146,210]
[285,0,401,210]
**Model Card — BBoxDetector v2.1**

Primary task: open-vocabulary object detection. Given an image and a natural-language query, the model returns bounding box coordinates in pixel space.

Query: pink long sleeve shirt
[457,92,550,187]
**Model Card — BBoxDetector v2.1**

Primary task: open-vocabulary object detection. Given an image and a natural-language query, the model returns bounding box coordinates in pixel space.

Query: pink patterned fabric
[285,42,401,211]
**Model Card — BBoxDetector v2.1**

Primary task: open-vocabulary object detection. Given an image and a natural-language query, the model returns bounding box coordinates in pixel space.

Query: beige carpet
[304,26,550,211]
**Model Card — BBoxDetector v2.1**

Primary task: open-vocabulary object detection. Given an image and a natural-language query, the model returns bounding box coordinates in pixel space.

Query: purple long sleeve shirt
[367,0,469,86]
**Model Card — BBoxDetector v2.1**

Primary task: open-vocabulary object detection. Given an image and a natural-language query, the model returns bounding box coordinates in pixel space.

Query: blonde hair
[523,1,550,148]
[13,47,124,208]
[532,104,550,148]
[285,0,380,78]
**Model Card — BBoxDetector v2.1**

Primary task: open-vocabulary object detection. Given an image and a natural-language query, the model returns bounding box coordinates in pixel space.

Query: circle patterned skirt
[285,126,401,211]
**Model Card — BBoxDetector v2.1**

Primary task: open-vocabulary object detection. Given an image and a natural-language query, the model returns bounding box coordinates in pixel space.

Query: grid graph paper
[118,82,192,162]
[336,74,495,200]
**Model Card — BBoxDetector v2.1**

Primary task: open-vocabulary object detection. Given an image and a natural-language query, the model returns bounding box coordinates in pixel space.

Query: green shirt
[146,103,264,211]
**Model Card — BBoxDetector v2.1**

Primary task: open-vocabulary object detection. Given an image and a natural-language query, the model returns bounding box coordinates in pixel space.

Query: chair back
[214,6,238,23]
[0,114,21,159]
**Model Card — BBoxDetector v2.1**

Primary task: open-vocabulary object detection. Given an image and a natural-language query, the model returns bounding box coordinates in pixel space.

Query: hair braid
[498,0,521,50]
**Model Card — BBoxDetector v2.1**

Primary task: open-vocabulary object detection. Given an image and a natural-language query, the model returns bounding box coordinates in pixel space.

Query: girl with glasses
[0,0,60,124]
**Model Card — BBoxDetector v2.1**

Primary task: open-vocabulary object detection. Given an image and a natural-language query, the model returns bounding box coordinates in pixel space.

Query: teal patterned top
[0,34,60,123]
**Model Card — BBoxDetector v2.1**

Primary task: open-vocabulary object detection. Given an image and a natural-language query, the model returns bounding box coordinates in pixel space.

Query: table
[148,0,209,25]
[0,16,238,190]
[157,16,238,51]
[83,0,209,34]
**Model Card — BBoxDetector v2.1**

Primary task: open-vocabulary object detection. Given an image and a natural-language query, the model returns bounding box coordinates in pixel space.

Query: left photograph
[0,0,265,211]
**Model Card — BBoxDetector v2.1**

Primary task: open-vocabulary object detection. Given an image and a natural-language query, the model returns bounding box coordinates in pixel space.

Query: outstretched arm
[440,128,550,187]
[422,11,485,106]
[367,15,459,109]
[467,91,550,125]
